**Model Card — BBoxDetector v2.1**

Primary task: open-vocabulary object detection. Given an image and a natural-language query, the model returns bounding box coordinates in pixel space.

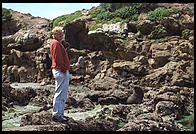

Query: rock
[9,30,43,51]
[10,87,37,106]
[35,48,52,82]
[180,14,194,30]
[102,22,128,38]
[98,97,118,105]
[2,15,21,36]
[112,60,147,77]
[88,29,116,51]
[160,17,182,36]
[118,113,183,131]
[89,76,117,91]
[65,19,89,50]
[137,20,156,35]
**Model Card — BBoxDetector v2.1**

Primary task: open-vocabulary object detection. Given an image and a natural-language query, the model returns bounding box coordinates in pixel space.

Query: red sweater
[50,39,70,73]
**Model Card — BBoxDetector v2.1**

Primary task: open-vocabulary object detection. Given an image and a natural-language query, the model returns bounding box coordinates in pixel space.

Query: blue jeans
[52,68,70,117]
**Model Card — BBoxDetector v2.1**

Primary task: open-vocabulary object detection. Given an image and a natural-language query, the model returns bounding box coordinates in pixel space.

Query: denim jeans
[52,68,70,117]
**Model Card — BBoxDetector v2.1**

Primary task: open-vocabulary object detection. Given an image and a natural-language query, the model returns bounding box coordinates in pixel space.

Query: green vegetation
[2,8,12,23]
[90,3,156,23]
[88,3,157,31]
[148,25,167,39]
[118,121,127,128]
[89,24,102,31]
[169,7,179,14]
[182,29,191,40]
[100,3,113,12]
[53,11,83,28]
[147,7,170,21]
[176,113,194,131]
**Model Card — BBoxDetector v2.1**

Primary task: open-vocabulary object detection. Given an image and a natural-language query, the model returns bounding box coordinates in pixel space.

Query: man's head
[52,26,64,41]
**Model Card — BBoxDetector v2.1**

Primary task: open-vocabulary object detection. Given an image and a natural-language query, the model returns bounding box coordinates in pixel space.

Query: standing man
[50,26,70,123]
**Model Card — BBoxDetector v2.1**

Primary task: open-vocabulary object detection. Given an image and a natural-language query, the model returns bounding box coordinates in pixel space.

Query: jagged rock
[88,76,117,91]
[160,17,182,36]
[137,20,156,35]
[88,29,116,51]
[35,48,52,82]
[102,22,128,38]
[112,60,147,77]
[118,113,183,131]
[180,14,194,30]
[2,16,21,36]
[2,4,194,131]
[152,86,193,120]
[145,60,194,87]
[98,97,118,105]
[65,19,89,50]
[8,30,43,51]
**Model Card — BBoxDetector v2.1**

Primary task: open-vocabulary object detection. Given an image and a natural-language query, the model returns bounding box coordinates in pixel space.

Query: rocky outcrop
[2,3,194,131]
[118,113,183,131]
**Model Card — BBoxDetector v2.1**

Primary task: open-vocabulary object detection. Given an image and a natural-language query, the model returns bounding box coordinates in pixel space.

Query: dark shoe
[52,115,68,123]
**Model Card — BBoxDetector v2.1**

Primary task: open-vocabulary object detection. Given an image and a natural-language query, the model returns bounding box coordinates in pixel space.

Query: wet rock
[9,87,37,106]
[118,113,183,131]
[98,97,118,105]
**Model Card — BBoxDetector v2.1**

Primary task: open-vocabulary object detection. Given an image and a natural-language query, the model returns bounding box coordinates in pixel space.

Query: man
[50,26,70,123]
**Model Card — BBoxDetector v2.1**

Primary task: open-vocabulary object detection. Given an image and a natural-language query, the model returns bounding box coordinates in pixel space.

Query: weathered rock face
[65,19,90,50]
[118,113,183,131]
[2,9,52,83]
[137,20,156,35]
[2,4,194,131]
[2,19,21,36]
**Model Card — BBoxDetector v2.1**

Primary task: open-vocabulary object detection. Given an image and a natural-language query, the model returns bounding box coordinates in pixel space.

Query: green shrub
[176,113,194,131]
[147,7,170,21]
[115,6,138,19]
[169,7,179,14]
[89,24,102,31]
[89,8,104,17]
[2,8,12,23]
[97,11,114,21]
[100,3,113,12]
[148,25,167,39]
[53,11,83,28]
[110,17,123,23]
[118,121,127,128]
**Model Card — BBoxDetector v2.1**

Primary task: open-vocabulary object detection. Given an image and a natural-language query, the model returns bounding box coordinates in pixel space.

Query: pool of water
[2,104,116,130]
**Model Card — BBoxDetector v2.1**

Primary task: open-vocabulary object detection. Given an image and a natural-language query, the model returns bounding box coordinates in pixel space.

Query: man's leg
[59,70,70,117]
[52,68,66,117]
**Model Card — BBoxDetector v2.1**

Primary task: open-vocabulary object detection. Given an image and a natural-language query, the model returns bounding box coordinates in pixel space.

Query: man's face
[54,31,63,41]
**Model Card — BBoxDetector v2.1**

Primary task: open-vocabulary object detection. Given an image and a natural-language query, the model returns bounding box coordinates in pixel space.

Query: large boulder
[8,30,43,51]
[2,14,21,36]
[112,59,147,77]
[137,20,156,35]
[102,22,128,38]
[160,17,182,36]
[88,29,116,51]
